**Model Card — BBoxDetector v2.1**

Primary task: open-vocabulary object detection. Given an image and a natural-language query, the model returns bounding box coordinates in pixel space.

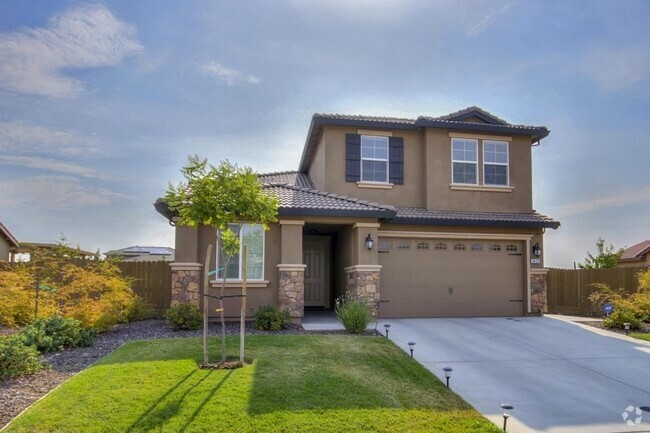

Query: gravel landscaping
[0,319,307,429]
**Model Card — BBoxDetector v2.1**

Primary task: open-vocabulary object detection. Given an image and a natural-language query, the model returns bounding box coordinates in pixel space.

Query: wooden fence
[116,261,171,315]
[547,267,647,315]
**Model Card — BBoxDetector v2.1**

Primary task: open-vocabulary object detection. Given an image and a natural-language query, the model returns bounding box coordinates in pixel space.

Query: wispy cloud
[0,4,142,97]
[201,62,260,85]
[0,121,102,157]
[581,46,650,91]
[549,185,650,216]
[0,175,133,210]
[0,156,102,178]
[465,1,516,37]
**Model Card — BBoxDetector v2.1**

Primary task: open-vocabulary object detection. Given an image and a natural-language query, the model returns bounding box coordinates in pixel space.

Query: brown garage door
[378,238,525,318]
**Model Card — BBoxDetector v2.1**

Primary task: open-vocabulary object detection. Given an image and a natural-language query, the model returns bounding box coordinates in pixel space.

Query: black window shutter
[345,134,361,182]
[389,136,404,185]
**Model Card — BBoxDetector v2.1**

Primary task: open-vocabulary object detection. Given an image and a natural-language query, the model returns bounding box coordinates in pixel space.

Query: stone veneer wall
[530,272,548,314]
[278,269,305,319]
[345,268,381,313]
[171,268,201,308]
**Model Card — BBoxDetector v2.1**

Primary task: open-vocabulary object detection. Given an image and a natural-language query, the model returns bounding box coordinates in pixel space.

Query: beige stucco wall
[0,237,10,261]
[308,124,535,213]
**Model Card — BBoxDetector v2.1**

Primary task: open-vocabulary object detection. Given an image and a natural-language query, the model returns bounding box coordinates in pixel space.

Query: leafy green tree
[165,156,278,363]
[578,237,623,269]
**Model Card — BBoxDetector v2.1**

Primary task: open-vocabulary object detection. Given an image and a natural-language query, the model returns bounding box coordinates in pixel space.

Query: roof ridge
[258,170,303,176]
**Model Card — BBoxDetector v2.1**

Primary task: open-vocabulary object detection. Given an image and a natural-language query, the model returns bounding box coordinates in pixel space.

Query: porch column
[347,223,381,314]
[278,220,305,321]
[530,268,549,314]
[169,223,201,308]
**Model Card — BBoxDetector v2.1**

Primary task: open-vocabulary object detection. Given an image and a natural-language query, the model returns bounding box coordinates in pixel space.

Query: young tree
[165,156,278,364]
[578,237,623,269]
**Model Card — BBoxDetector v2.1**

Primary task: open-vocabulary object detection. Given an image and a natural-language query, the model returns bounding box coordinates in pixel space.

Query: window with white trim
[217,224,264,280]
[452,138,478,184]
[361,135,389,182]
[483,140,509,186]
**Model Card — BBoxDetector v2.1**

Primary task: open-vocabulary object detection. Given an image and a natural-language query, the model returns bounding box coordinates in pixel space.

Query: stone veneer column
[530,269,549,314]
[170,263,202,308]
[277,264,306,322]
[344,265,381,313]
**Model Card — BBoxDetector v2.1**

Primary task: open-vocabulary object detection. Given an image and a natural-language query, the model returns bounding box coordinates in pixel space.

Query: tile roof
[434,105,509,124]
[620,240,650,261]
[313,113,416,125]
[262,183,396,218]
[391,207,561,229]
[106,246,174,256]
[258,171,315,188]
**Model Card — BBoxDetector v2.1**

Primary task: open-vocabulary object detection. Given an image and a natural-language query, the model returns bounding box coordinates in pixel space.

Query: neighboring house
[0,221,19,262]
[105,246,175,262]
[156,106,560,321]
[618,240,650,268]
[12,242,94,262]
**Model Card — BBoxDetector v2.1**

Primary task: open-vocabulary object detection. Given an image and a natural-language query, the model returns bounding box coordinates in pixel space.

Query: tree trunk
[240,245,247,363]
[202,244,213,366]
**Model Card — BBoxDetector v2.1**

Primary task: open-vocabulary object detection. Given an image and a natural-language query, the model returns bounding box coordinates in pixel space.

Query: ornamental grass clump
[335,295,375,334]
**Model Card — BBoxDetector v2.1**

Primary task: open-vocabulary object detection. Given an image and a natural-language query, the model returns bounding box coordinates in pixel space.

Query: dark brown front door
[303,237,329,307]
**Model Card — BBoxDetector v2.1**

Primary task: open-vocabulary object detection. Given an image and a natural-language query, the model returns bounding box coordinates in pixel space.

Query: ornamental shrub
[334,295,375,334]
[19,315,96,353]
[164,304,202,331]
[603,308,642,330]
[0,335,44,379]
[254,305,291,331]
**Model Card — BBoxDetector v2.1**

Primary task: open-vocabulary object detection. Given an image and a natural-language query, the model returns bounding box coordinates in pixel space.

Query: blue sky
[0,0,648,267]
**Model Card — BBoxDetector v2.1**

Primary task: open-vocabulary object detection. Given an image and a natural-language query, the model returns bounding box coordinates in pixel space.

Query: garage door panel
[379,237,524,318]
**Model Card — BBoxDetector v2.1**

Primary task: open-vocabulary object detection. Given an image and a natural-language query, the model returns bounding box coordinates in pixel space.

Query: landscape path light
[624,322,631,335]
[407,341,415,358]
[383,323,391,338]
[500,403,514,432]
[442,367,453,388]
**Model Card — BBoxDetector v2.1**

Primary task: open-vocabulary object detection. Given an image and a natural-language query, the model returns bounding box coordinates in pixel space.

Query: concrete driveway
[380,316,650,433]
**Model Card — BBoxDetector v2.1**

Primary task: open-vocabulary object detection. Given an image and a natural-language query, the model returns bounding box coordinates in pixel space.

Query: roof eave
[278,207,396,219]
[154,198,175,223]
[416,118,550,141]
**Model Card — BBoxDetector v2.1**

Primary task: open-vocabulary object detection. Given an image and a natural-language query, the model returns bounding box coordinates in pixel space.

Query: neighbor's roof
[258,171,315,189]
[391,207,561,229]
[620,240,650,262]
[299,106,550,172]
[105,246,174,256]
[0,221,19,248]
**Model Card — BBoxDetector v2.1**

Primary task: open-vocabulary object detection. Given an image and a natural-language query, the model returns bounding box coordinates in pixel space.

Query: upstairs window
[483,141,509,186]
[452,138,478,184]
[217,224,264,280]
[361,135,389,182]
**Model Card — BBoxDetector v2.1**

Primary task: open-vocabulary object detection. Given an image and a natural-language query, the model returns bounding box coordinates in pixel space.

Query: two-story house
[156,106,559,322]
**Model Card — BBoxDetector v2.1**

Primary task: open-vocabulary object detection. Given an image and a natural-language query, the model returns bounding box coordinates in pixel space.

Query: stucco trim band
[279,220,305,226]
[531,268,550,275]
[449,185,514,193]
[170,262,203,271]
[357,181,393,189]
[378,231,533,241]
[353,222,381,229]
[449,132,512,141]
[210,280,269,288]
[277,264,308,272]
[344,265,382,272]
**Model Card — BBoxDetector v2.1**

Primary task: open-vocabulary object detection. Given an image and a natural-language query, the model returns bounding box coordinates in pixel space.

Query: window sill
[210,280,269,288]
[449,184,513,193]
[357,181,394,189]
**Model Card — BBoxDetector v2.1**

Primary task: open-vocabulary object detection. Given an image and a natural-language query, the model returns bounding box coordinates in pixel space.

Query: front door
[303,237,329,307]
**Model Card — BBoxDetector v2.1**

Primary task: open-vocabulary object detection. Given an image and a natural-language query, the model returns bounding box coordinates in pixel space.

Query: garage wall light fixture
[532,243,542,258]
[442,367,453,388]
[407,341,415,357]
[383,323,391,337]
[365,234,374,251]
[500,403,514,432]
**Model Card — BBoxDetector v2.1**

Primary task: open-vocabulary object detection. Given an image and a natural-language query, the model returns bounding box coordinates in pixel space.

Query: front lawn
[630,332,650,342]
[5,335,499,433]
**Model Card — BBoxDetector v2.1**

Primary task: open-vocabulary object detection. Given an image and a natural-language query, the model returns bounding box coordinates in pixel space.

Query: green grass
[630,332,650,342]
[5,335,499,433]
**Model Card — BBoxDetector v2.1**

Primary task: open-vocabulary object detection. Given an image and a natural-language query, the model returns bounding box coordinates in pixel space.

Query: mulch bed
[576,318,650,335]
[0,320,304,429]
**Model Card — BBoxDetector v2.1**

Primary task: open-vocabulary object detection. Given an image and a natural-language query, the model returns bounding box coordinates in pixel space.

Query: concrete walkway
[379,316,650,433]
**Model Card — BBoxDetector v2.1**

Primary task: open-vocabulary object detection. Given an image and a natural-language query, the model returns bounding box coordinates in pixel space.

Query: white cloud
[201,62,260,86]
[0,121,102,157]
[465,1,516,37]
[0,4,142,97]
[0,156,102,178]
[0,175,133,210]
[549,185,650,217]
[581,46,650,91]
